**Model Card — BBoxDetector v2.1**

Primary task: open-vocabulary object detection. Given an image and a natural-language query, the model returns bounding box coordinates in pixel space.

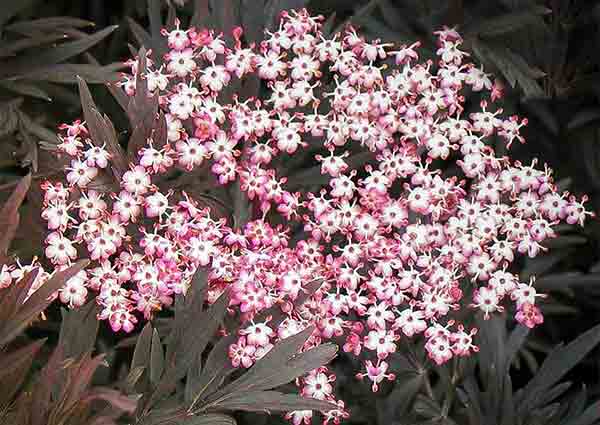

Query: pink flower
[240,321,275,347]
[122,165,151,195]
[516,302,544,329]
[363,329,398,359]
[66,160,98,187]
[285,410,313,425]
[302,370,334,400]
[59,270,88,308]
[229,336,256,368]
[45,232,77,265]
[356,360,395,392]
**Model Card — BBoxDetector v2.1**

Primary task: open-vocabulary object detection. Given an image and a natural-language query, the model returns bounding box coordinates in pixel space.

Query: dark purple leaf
[567,108,600,131]
[20,63,125,84]
[78,77,128,179]
[58,300,100,360]
[472,39,545,99]
[187,334,237,408]
[518,322,600,413]
[149,291,229,409]
[126,47,160,159]
[183,413,236,425]
[131,322,154,373]
[0,339,45,407]
[30,345,64,425]
[0,173,31,263]
[150,329,165,386]
[464,6,550,38]
[18,120,40,172]
[85,52,130,111]
[0,80,51,101]
[0,25,118,79]
[0,259,89,348]
[0,33,67,58]
[563,399,600,425]
[0,0,35,30]
[0,269,39,323]
[209,326,337,401]
[61,353,109,411]
[5,17,95,34]
[83,388,139,413]
[214,390,335,414]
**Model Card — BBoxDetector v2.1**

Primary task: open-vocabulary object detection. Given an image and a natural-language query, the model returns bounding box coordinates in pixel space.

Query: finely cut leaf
[208,327,337,406]
[0,25,118,79]
[217,326,316,395]
[214,391,335,413]
[128,17,153,51]
[165,267,208,360]
[150,292,229,408]
[537,381,573,407]
[522,100,559,136]
[183,413,236,425]
[501,374,515,425]
[0,269,39,324]
[132,322,154,371]
[29,344,64,425]
[20,63,124,84]
[0,339,45,407]
[536,272,600,290]
[0,0,35,30]
[83,388,139,414]
[472,39,545,98]
[231,179,250,230]
[567,109,600,131]
[0,33,68,57]
[0,259,89,348]
[0,173,31,262]
[0,81,51,101]
[504,324,529,374]
[518,322,600,413]
[19,111,61,145]
[413,394,442,419]
[150,329,165,386]
[563,399,600,425]
[128,16,167,63]
[464,6,550,38]
[188,334,237,408]
[333,0,380,35]
[0,99,22,137]
[85,52,130,111]
[78,76,128,179]
[148,0,163,39]
[58,300,100,360]
[126,48,160,158]
[4,17,95,33]
[18,120,40,172]
[386,374,423,416]
[59,353,110,414]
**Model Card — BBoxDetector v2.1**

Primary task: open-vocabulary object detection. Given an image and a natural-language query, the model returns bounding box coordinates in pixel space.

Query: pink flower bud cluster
[33,8,593,419]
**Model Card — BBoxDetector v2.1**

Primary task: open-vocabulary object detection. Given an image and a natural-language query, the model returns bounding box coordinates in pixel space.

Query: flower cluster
[32,8,593,423]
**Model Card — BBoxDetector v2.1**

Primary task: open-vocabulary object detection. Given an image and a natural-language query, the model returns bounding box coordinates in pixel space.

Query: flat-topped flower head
[23,8,593,423]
